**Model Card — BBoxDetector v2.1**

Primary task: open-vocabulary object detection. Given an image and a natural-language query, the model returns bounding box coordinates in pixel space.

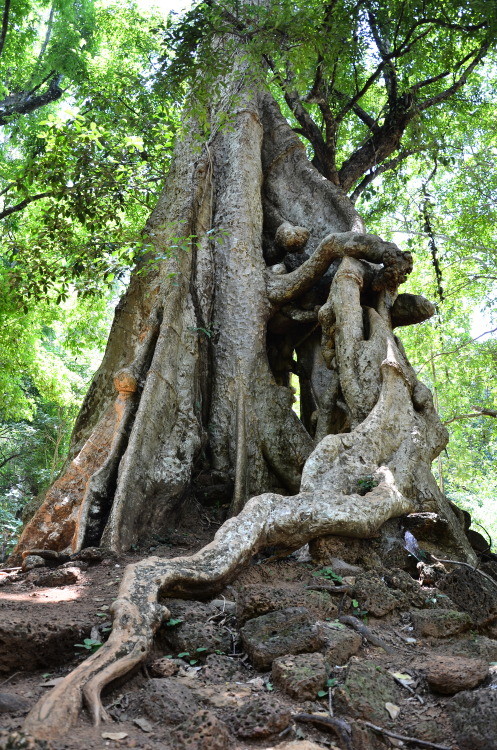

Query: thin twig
[362,720,453,750]
[0,671,20,687]
[432,557,497,590]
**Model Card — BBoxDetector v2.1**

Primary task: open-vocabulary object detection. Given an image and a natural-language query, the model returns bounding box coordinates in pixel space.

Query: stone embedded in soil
[334,659,399,723]
[447,688,497,750]
[236,584,338,624]
[228,696,291,738]
[199,654,246,684]
[127,677,198,725]
[272,652,327,700]
[319,621,362,666]
[191,683,252,709]
[422,654,489,694]
[0,615,93,672]
[410,608,472,638]
[0,693,30,714]
[159,599,233,656]
[437,566,497,626]
[26,567,81,587]
[264,742,328,750]
[171,708,231,750]
[240,607,324,670]
[149,657,181,677]
[0,731,51,750]
[21,555,45,572]
[351,573,404,617]
[437,633,497,662]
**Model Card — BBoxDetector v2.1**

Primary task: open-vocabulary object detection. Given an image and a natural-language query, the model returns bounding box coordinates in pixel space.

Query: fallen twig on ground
[362,720,453,750]
[294,712,353,750]
[338,615,395,654]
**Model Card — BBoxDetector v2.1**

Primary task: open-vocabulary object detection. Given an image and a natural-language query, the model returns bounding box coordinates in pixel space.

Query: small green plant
[312,567,343,583]
[165,618,183,627]
[351,598,368,621]
[317,677,338,698]
[357,476,379,495]
[75,638,102,653]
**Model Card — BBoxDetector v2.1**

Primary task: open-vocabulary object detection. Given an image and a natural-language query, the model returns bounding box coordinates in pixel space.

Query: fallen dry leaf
[101,732,128,741]
[385,702,400,720]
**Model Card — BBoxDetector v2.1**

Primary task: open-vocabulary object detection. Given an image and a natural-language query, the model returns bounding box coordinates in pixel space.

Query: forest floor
[1,515,496,750]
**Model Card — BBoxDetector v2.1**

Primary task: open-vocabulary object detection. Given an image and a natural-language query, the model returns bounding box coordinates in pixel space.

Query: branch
[416,327,497,374]
[417,37,492,113]
[363,721,453,750]
[444,406,497,425]
[0,190,57,220]
[350,149,417,203]
[0,73,64,125]
[0,0,11,58]
[0,451,22,470]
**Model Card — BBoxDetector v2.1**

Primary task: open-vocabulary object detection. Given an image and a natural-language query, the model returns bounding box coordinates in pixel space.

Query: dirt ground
[0,519,495,750]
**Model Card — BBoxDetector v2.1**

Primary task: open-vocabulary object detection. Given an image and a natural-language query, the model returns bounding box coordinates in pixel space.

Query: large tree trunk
[11,57,479,742]
[9,72,472,565]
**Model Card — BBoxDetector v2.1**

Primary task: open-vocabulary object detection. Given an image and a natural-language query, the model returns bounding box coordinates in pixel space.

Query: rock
[0,693,30,713]
[209,599,236,615]
[171,709,231,750]
[383,568,428,608]
[60,561,88,571]
[228,697,291,738]
[0,611,93,671]
[447,688,497,749]
[192,683,252,709]
[149,657,181,677]
[438,566,497,626]
[240,607,324,670]
[410,609,471,638]
[309,536,371,566]
[272,652,327,700]
[327,557,364,577]
[200,654,246,684]
[159,600,233,656]
[403,513,450,541]
[352,573,403,617]
[236,584,337,624]
[73,546,114,564]
[27,567,81,587]
[265,743,328,750]
[127,678,198,725]
[21,556,45,572]
[0,731,51,750]
[422,654,488,694]
[319,621,362,665]
[334,660,399,723]
[435,634,497,661]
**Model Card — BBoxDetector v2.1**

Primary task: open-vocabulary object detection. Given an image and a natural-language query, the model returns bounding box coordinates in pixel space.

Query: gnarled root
[23,359,418,741]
